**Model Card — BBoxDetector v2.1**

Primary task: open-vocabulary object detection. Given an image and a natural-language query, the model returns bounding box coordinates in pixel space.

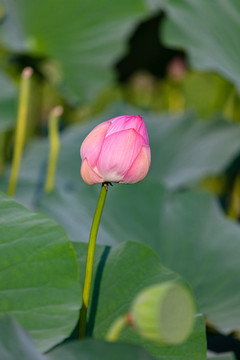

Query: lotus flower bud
[130,282,196,345]
[80,115,151,185]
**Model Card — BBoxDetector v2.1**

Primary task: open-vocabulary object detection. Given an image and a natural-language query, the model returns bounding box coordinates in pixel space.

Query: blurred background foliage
[1,0,240,359]
[1,0,240,215]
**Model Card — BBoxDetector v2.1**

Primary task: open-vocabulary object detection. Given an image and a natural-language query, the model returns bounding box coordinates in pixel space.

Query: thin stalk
[44,106,63,193]
[8,67,33,197]
[105,314,129,341]
[227,174,240,219]
[79,183,108,339]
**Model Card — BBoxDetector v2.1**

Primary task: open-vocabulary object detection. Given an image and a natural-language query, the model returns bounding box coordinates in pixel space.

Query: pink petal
[80,121,111,167]
[122,145,151,184]
[80,158,103,185]
[106,115,145,138]
[97,129,145,183]
[138,120,149,144]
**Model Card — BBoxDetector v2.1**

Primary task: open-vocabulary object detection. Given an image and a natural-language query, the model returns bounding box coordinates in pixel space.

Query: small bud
[80,115,151,185]
[130,282,196,345]
[22,67,34,79]
[51,105,63,117]
[167,57,186,81]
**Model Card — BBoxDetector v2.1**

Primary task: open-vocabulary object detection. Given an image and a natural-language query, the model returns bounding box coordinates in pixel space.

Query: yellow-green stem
[44,106,62,193]
[79,183,108,339]
[8,67,33,197]
[105,315,129,341]
[227,174,240,220]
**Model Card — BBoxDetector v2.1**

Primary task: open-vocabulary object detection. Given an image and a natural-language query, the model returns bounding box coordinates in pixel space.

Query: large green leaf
[0,317,45,360]
[30,108,240,240]
[162,0,240,94]
[157,188,240,330]
[73,241,206,360]
[2,107,240,333]
[0,191,81,351]
[145,112,240,189]
[0,316,156,360]
[47,339,156,360]
[100,183,240,331]
[39,180,240,333]
[0,0,148,102]
[37,181,163,248]
[0,317,157,360]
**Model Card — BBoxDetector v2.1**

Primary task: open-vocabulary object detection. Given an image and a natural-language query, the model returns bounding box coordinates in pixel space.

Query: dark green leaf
[147,112,240,189]
[0,316,156,360]
[73,241,206,360]
[157,189,240,330]
[39,180,240,332]
[0,191,81,351]
[2,107,240,333]
[47,339,156,360]
[0,317,45,360]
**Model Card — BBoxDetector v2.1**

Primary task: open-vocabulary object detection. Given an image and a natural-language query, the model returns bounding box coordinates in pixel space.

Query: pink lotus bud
[80,115,151,185]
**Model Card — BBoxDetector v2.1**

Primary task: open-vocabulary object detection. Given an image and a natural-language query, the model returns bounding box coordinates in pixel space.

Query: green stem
[8,67,33,197]
[44,106,62,193]
[105,315,129,341]
[79,183,108,339]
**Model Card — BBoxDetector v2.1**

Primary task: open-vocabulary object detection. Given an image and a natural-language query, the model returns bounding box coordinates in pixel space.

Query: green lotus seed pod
[131,282,196,345]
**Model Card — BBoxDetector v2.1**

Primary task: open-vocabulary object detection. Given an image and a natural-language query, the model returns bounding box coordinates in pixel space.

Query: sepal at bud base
[130,282,196,345]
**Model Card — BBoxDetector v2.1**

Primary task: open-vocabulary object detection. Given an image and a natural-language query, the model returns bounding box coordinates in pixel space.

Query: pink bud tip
[22,67,34,78]
[51,105,63,117]
[80,115,151,185]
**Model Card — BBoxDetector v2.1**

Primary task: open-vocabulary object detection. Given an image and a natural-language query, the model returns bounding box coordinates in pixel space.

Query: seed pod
[131,282,196,345]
